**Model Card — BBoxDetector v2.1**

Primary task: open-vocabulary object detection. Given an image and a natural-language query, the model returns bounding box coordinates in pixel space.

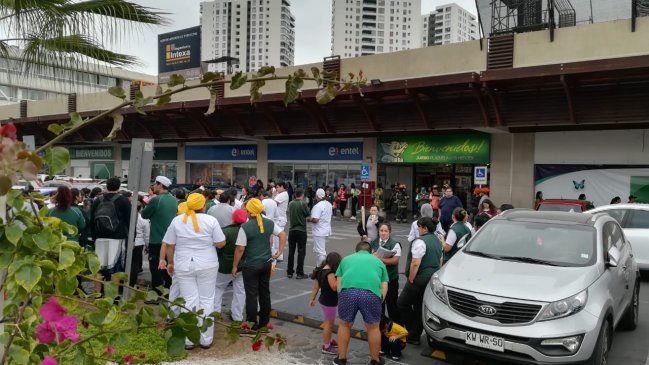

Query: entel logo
[328,146,360,157]
[231,148,255,157]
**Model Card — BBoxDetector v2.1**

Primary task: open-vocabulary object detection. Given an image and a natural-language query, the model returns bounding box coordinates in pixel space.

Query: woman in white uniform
[164,193,226,350]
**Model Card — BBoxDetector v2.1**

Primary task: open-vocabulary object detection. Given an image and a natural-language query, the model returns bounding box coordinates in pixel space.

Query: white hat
[155,176,172,188]
[316,188,325,199]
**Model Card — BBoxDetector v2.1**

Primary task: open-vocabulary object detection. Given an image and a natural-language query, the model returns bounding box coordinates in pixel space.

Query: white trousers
[272,221,286,260]
[213,271,245,321]
[313,235,328,266]
[175,266,219,346]
[169,277,181,316]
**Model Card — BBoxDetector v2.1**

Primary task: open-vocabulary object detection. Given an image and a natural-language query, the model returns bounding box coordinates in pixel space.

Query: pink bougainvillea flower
[36,322,56,344]
[40,297,66,322]
[0,123,17,140]
[40,356,57,365]
[240,322,250,330]
[265,322,273,330]
[104,345,115,354]
[251,339,263,352]
[55,316,80,343]
[138,354,145,359]
[123,354,134,363]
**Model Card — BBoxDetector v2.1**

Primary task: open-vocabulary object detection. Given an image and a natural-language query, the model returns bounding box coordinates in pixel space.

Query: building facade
[0,46,154,105]
[200,0,295,74]
[331,0,422,58]
[422,3,478,47]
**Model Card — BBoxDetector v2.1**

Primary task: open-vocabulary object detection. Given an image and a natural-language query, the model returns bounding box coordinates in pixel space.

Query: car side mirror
[607,246,621,268]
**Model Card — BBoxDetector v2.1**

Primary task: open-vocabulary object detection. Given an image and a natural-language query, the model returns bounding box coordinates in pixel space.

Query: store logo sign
[328,146,361,157]
[231,147,255,158]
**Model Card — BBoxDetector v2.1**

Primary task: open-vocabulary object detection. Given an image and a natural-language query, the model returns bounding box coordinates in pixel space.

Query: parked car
[587,204,649,271]
[537,199,593,212]
[423,209,639,365]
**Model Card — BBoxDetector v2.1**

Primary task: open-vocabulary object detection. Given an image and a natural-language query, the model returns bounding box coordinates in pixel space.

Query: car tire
[620,281,640,331]
[588,320,611,365]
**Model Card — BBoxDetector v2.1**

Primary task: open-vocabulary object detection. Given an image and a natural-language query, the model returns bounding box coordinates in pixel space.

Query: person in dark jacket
[438,187,463,233]
[90,177,131,292]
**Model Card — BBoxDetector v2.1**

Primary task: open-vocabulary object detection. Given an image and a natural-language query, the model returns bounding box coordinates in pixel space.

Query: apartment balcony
[361,37,376,44]
[361,29,375,35]
[361,45,375,51]
[362,7,377,13]
[363,0,377,5]
[362,14,377,20]
[362,22,376,28]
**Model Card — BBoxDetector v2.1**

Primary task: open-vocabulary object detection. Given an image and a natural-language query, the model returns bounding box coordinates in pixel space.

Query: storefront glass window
[232,163,257,187]
[188,163,232,187]
[151,162,177,183]
[270,164,294,184]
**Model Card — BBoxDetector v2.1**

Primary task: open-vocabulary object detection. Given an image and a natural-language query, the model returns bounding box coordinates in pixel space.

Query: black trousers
[148,244,172,294]
[129,245,144,287]
[242,261,272,328]
[381,335,406,357]
[287,230,307,276]
[383,278,401,325]
[397,276,430,342]
[351,197,358,217]
[338,201,347,216]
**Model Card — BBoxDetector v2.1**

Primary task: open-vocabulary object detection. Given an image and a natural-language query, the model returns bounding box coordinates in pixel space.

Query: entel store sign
[185,145,257,161]
[269,142,362,161]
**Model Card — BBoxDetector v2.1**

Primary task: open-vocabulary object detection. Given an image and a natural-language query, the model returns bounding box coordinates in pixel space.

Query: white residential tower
[200,0,295,74]
[422,3,478,47]
[331,0,422,58]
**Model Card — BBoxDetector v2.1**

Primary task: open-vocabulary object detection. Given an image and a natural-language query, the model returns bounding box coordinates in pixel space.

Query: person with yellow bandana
[232,198,287,330]
[163,193,226,350]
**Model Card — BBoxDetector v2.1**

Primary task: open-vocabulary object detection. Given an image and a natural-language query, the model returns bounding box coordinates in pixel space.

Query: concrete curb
[269,309,370,341]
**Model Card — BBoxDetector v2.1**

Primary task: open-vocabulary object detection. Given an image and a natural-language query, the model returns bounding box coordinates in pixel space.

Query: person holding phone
[357,205,385,242]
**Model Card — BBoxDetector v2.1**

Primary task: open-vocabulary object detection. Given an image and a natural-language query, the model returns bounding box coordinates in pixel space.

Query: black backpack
[94,194,121,236]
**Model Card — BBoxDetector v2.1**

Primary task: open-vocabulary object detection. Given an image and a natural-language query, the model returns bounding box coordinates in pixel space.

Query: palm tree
[0,0,168,75]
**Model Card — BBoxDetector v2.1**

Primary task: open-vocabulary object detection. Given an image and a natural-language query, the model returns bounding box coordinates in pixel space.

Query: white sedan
[587,204,649,270]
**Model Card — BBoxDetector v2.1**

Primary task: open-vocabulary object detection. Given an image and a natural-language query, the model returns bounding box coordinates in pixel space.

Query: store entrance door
[384,165,413,211]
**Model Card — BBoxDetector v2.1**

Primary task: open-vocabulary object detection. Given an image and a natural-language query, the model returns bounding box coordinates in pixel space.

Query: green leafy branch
[37,66,367,156]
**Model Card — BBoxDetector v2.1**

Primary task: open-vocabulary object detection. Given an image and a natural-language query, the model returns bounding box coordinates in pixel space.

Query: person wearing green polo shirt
[286,188,311,279]
[333,241,388,365]
[141,175,178,293]
[398,216,443,346]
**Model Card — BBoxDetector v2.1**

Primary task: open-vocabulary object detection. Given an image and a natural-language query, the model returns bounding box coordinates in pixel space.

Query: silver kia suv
[423,210,640,364]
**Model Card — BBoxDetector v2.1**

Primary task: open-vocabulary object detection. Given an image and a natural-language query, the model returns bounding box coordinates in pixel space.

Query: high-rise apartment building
[331,0,422,58]
[422,3,478,47]
[200,0,295,74]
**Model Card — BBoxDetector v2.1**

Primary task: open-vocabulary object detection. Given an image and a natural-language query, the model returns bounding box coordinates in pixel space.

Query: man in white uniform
[273,182,289,261]
[307,188,332,266]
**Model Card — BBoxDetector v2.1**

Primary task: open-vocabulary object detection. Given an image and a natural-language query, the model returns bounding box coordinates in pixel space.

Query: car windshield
[538,204,582,212]
[465,220,596,267]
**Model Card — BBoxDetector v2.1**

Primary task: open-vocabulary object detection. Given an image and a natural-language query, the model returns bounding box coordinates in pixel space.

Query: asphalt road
[255,218,649,365]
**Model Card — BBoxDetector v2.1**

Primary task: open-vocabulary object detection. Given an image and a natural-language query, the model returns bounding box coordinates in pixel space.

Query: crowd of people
[40,175,522,361]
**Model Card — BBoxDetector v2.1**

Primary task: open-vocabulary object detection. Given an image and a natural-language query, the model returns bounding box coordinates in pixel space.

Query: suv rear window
[466,220,596,267]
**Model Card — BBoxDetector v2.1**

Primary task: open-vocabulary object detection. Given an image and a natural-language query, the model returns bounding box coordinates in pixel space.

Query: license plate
[465,331,505,352]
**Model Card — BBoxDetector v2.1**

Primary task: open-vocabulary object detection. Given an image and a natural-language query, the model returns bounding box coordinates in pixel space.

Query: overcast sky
[118,0,478,75]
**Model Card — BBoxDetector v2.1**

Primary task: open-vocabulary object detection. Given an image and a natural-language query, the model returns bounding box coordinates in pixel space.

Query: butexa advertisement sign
[158,26,201,83]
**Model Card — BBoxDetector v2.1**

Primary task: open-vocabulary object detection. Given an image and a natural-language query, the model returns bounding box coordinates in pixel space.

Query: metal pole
[123,139,154,300]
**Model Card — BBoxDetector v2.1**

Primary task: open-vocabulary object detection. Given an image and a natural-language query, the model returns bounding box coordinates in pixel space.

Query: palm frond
[59,0,169,26]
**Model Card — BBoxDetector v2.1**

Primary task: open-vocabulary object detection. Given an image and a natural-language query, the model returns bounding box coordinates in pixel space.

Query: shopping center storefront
[69,146,116,179]
[185,144,257,187]
[122,146,178,183]
[377,134,491,209]
[268,141,363,189]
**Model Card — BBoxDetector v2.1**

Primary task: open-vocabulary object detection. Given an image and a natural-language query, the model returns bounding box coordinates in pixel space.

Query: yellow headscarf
[183,193,206,233]
[246,198,265,233]
[177,202,188,216]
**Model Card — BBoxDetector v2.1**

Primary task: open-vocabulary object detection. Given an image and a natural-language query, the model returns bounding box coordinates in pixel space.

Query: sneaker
[329,339,338,348]
[390,355,401,361]
[350,216,356,220]
[184,344,195,350]
[295,274,308,280]
[287,274,293,279]
[332,357,347,365]
[369,358,385,365]
[378,350,386,356]
[322,343,338,355]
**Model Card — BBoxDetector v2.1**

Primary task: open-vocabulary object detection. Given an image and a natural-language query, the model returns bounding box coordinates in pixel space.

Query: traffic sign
[474,166,488,185]
[360,164,370,180]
